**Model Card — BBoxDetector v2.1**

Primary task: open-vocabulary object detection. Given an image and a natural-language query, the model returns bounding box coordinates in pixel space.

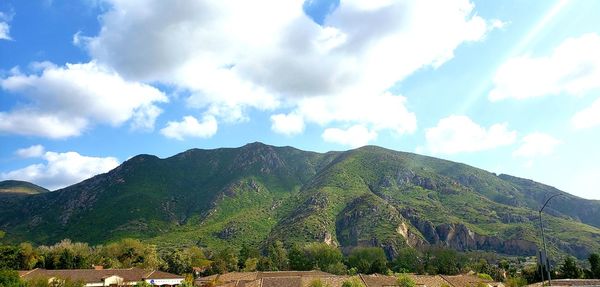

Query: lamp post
[539,194,563,286]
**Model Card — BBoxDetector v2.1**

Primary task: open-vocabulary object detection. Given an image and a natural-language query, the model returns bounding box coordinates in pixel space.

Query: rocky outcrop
[402,209,538,256]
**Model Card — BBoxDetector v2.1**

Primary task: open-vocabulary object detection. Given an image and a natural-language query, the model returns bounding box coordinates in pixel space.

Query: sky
[0,0,599,200]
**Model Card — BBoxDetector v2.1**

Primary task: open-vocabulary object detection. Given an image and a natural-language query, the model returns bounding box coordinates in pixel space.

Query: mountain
[0,143,599,260]
[0,180,49,195]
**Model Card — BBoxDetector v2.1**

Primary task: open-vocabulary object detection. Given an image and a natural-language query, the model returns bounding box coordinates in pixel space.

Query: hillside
[0,143,599,260]
[0,180,49,195]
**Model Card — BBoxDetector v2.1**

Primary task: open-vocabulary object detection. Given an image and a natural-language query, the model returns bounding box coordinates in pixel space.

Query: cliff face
[1,143,599,259]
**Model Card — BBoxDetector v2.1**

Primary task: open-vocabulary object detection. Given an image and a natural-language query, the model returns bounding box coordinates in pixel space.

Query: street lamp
[539,193,563,286]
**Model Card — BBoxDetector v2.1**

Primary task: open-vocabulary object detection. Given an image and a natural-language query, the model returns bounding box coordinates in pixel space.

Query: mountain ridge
[0,142,598,260]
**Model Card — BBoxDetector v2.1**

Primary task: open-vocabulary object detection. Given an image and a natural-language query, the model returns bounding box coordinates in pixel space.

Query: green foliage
[267,241,288,271]
[505,277,528,287]
[209,247,239,274]
[421,247,466,275]
[97,238,161,269]
[0,270,23,287]
[288,242,344,272]
[347,247,388,274]
[341,277,365,287]
[589,253,600,279]
[1,143,600,265]
[559,256,582,279]
[324,262,348,275]
[243,258,258,272]
[396,273,416,287]
[308,279,331,287]
[477,273,493,280]
[238,244,260,269]
[392,248,420,273]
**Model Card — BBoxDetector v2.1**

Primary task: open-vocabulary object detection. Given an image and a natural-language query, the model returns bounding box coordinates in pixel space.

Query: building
[18,267,185,287]
[195,271,504,287]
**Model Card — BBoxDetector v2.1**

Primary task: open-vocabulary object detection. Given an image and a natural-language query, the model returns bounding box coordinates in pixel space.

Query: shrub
[396,273,415,287]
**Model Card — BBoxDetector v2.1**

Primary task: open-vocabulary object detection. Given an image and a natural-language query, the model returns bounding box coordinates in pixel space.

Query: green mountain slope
[0,143,598,260]
[0,180,49,195]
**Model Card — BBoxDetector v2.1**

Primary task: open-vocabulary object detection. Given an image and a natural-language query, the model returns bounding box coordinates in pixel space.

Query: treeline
[518,254,600,282]
[1,239,599,283]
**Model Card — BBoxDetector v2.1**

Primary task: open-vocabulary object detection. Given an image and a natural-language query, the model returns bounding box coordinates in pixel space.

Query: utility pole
[539,194,563,286]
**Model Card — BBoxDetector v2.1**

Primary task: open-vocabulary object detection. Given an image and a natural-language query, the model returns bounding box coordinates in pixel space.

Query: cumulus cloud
[513,132,561,158]
[270,113,305,136]
[272,92,417,140]
[423,115,517,154]
[322,125,377,148]
[81,0,498,136]
[572,97,600,130]
[16,145,45,158]
[0,61,168,138]
[0,150,119,190]
[160,115,218,140]
[489,33,600,101]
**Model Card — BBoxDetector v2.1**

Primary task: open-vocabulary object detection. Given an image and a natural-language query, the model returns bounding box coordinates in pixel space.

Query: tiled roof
[19,268,182,284]
[301,275,354,287]
[262,277,302,287]
[359,274,399,287]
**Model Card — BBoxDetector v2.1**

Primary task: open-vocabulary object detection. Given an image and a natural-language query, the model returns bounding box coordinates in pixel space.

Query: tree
[162,249,192,275]
[589,253,600,279]
[210,247,239,274]
[98,238,161,269]
[256,256,274,271]
[238,244,259,270]
[0,245,21,270]
[267,241,288,271]
[243,257,259,272]
[396,273,416,287]
[0,270,23,287]
[289,244,311,271]
[559,256,582,279]
[392,248,421,273]
[301,243,343,271]
[347,247,388,274]
[422,247,466,275]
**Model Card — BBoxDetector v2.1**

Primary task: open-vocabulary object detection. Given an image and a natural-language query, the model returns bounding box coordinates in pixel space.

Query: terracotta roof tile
[19,268,182,284]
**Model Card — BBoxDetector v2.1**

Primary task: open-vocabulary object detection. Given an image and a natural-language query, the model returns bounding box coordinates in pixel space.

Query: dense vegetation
[2,238,600,285]
[1,143,600,273]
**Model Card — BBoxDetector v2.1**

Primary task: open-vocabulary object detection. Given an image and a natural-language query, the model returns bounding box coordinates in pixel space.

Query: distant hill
[0,180,49,195]
[0,143,598,260]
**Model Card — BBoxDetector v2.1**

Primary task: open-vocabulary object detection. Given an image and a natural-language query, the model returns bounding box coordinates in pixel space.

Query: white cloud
[0,12,12,40]
[513,132,561,158]
[424,115,517,154]
[0,150,119,190]
[16,145,45,158]
[322,125,377,148]
[272,91,417,138]
[489,33,600,101]
[0,61,168,138]
[270,113,304,136]
[572,97,600,130]
[82,0,498,136]
[160,115,218,140]
[0,22,10,40]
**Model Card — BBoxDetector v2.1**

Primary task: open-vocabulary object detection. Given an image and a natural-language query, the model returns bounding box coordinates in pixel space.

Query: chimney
[93,265,104,270]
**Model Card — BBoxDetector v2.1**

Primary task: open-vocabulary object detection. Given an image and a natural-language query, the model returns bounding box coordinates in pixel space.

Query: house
[196,271,505,287]
[18,267,185,287]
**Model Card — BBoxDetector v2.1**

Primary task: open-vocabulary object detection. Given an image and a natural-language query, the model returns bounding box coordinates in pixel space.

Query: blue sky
[1,0,599,200]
